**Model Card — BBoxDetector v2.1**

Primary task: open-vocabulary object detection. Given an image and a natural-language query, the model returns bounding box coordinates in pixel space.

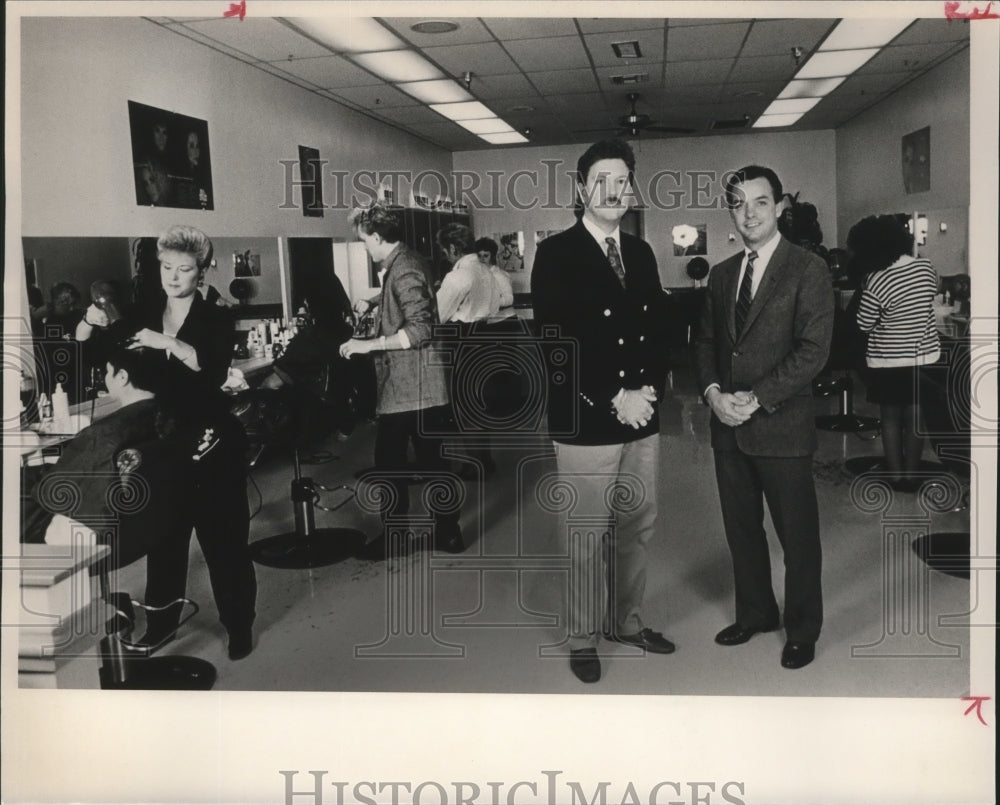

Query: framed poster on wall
[128,100,214,210]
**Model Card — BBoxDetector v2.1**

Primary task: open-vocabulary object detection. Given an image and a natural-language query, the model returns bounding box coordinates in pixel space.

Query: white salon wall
[836,49,970,275]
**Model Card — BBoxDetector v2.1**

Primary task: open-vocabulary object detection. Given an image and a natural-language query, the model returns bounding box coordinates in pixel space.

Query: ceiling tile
[740,18,836,57]
[492,95,550,115]
[545,92,610,111]
[179,18,331,61]
[370,105,453,126]
[719,79,787,101]
[577,18,667,33]
[327,84,420,109]
[634,86,723,106]
[272,55,383,88]
[666,21,749,62]
[828,73,911,98]
[856,41,954,74]
[504,36,591,72]
[668,18,752,27]
[731,54,800,82]
[585,29,666,67]
[422,41,520,76]
[664,58,734,85]
[379,17,495,47]
[527,68,600,95]
[892,19,971,46]
[595,66,665,90]
[471,73,542,100]
[483,18,579,39]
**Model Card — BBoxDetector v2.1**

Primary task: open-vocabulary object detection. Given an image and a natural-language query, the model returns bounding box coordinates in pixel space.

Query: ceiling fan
[574,92,696,138]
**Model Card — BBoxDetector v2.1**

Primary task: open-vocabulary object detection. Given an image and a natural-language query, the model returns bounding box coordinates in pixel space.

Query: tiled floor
[71,370,973,695]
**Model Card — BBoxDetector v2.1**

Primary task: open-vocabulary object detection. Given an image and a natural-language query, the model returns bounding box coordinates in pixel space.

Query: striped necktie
[605,237,626,288]
[735,250,758,335]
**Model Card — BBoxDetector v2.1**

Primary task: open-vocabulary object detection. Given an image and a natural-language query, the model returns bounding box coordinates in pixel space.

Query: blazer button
[619,370,625,378]
[604,309,611,317]
[732,350,741,356]
[639,335,645,342]
[643,304,648,312]
[618,338,625,345]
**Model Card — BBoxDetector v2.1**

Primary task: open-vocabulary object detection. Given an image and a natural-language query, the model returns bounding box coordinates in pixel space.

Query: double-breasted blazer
[373,243,448,415]
[532,219,670,446]
[694,237,834,457]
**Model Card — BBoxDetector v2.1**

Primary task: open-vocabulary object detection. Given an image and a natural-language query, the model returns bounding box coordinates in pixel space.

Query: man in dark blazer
[694,165,833,670]
[532,139,673,684]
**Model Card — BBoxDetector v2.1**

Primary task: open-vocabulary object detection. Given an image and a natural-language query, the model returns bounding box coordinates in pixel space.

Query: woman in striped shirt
[850,215,940,489]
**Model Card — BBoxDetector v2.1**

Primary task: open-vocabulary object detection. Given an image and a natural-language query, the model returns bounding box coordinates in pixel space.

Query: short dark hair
[106,346,162,394]
[436,223,475,255]
[157,225,214,271]
[348,203,403,243]
[846,215,914,274]
[724,165,783,208]
[576,139,636,187]
[474,237,498,262]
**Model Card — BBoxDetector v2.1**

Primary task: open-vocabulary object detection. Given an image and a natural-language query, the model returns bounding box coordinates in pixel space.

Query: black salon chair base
[250,451,366,569]
[844,456,943,476]
[911,532,970,580]
[97,593,216,691]
[814,374,880,433]
[99,655,216,690]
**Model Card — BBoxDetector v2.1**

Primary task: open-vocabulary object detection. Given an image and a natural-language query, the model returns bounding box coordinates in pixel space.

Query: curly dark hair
[846,215,914,275]
[348,202,403,243]
[436,222,475,255]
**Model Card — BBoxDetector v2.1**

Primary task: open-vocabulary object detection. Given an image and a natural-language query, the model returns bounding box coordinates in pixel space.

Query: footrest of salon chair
[815,414,880,433]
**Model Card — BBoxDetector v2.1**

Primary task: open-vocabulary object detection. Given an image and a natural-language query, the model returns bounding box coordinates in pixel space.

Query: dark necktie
[605,237,626,288]
[735,250,758,335]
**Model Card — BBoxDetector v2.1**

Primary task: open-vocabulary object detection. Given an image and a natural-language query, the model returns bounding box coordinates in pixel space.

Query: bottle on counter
[52,383,71,432]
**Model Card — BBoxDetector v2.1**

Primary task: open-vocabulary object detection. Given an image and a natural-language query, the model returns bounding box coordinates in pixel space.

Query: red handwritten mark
[944,1,1000,19]
[223,0,246,21]
[961,696,991,725]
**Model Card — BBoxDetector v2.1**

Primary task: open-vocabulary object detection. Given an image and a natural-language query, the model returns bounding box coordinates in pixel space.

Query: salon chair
[96,437,215,689]
[241,369,366,569]
[910,337,972,580]
[814,304,880,434]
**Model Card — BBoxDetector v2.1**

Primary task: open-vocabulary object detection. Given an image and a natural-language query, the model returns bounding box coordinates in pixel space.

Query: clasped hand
[83,304,109,329]
[708,389,759,427]
[614,386,657,429]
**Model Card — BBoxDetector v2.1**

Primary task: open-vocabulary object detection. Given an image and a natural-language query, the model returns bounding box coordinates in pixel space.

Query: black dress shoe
[781,641,815,669]
[227,626,254,661]
[569,648,601,683]
[607,627,676,654]
[714,621,779,646]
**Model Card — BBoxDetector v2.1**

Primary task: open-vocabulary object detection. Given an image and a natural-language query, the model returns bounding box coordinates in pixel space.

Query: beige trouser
[553,434,660,650]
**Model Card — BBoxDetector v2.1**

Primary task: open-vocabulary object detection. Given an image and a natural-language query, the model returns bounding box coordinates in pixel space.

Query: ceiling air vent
[610,73,650,86]
[711,118,751,130]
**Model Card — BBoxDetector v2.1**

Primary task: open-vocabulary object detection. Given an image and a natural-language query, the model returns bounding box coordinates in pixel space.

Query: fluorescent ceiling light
[480,132,529,144]
[397,79,473,104]
[761,97,821,115]
[290,17,403,53]
[795,49,879,78]
[353,50,444,82]
[456,118,515,134]
[778,77,846,99]
[819,18,914,51]
[430,101,495,121]
[752,113,804,128]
